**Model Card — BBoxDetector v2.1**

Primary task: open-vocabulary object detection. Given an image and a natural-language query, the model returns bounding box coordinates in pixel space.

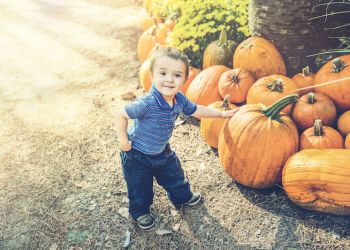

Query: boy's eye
[160,72,166,76]
[175,74,182,78]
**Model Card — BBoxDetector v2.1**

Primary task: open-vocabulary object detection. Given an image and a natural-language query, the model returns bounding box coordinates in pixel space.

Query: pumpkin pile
[138,1,350,215]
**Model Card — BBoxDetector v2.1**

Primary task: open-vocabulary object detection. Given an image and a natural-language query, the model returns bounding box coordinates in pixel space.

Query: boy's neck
[162,94,175,107]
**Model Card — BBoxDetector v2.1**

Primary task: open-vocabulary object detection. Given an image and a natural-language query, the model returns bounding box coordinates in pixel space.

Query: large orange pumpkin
[292,66,315,96]
[139,59,152,91]
[233,36,286,79]
[180,67,200,95]
[200,96,237,148]
[300,119,344,150]
[314,55,350,111]
[246,75,299,114]
[137,25,167,63]
[140,14,156,31]
[186,65,229,106]
[203,29,237,69]
[337,110,350,136]
[218,94,299,188]
[292,92,336,131]
[282,149,350,215]
[218,68,256,104]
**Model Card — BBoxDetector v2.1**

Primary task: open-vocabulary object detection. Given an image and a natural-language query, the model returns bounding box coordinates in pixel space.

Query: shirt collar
[150,84,177,110]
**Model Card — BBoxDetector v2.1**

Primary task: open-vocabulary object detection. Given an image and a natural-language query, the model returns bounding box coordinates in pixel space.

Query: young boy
[116,47,238,229]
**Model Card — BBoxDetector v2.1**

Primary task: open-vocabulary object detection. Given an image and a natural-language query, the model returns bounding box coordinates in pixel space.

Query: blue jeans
[120,144,193,219]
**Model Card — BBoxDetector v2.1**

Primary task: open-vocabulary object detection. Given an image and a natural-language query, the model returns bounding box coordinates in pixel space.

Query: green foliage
[152,0,250,68]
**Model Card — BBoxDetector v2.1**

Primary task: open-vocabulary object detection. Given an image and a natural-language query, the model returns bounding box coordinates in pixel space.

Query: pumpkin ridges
[233,36,286,79]
[314,55,350,111]
[337,110,350,136]
[246,75,299,115]
[219,95,299,188]
[200,96,236,148]
[186,65,228,106]
[292,92,336,131]
[282,149,350,214]
[218,68,256,103]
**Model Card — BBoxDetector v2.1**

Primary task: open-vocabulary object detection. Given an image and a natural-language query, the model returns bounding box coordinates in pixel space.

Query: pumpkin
[337,110,350,136]
[292,66,315,96]
[246,75,299,114]
[137,25,167,63]
[314,55,350,111]
[203,29,237,69]
[233,36,286,79]
[345,134,350,149]
[164,19,176,31]
[200,96,237,148]
[139,59,152,91]
[218,94,299,188]
[218,68,256,104]
[282,149,350,215]
[186,65,229,106]
[292,92,336,131]
[141,15,156,31]
[300,119,344,150]
[180,67,201,95]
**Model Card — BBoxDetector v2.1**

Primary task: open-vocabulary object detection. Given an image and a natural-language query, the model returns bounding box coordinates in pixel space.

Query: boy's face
[151,56,186,101]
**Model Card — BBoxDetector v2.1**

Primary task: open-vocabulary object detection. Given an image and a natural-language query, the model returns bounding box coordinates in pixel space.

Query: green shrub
[152,0,250,68]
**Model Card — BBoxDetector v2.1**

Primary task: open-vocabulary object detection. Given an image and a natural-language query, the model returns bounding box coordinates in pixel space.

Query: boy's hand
[221,107,239,118]
[119,140,132,152]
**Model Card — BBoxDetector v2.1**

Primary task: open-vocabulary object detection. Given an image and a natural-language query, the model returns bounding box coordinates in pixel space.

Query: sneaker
[184,193,202,206]
[136,213,155,229]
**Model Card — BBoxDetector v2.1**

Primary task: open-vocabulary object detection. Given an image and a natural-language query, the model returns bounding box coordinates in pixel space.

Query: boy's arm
[116,108,132,151]
[191,105,239,119]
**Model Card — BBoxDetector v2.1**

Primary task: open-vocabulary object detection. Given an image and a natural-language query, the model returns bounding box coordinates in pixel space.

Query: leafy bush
[152,0,250,68]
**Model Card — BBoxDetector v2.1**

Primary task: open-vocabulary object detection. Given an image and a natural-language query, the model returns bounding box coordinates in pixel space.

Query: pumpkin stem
[221,94,231,110]
[218,29,228,47]
[267,79,283,92]
[262,94,299,121]
[302,66,312,76]
[332,58,348,73]
[314,119,324,136]
[232,75,239,84]
[307,92,315,104]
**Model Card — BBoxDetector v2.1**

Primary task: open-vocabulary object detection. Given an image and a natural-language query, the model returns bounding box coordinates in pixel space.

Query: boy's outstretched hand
[221,107,240,118]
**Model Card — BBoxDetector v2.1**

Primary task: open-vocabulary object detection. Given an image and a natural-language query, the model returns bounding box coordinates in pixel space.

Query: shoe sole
[185,194,202,206]
[138,221,155,230]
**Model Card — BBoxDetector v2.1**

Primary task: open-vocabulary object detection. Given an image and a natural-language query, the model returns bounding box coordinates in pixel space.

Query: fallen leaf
[172,223,181,232]
[121,91,136,101]
[175,119,185,127]
[88,200,97,211]
[119,207,129,218]
[156,229,172,236]
[123,230,131,248]
[195,148,203,156]
[170,209,178,217]
[198,162,206,171]
[49,243,58,250]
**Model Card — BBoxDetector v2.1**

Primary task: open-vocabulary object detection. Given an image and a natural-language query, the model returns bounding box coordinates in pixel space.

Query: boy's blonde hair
[148,46,190,79]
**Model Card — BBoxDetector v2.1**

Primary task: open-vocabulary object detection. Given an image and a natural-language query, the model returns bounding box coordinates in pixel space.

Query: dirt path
[1,1,350,249]
[0,0,142,248]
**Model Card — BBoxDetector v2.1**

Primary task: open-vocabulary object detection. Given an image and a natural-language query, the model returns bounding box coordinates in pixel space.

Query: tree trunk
[249,0,328,76]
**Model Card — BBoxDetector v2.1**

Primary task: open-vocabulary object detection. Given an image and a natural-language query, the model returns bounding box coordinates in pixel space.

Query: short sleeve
[124,97,150,119]
[177,92,197,116]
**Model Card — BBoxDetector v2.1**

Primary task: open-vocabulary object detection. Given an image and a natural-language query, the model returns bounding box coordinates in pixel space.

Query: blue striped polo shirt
[124,84,197,155]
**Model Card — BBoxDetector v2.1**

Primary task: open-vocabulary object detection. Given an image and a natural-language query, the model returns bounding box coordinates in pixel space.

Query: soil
[0,0,349,249]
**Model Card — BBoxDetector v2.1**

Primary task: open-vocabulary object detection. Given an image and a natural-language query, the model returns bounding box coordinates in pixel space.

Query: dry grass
[0,0,349,249]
